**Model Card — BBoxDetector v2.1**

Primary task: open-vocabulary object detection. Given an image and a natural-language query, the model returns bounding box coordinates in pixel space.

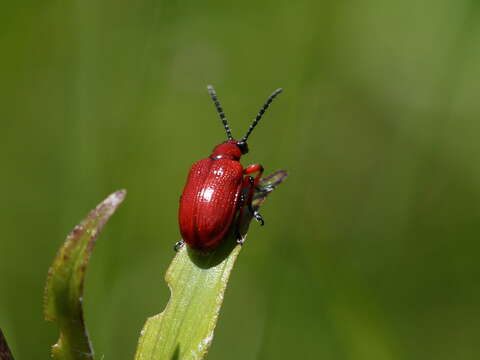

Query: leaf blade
[0,328,15,360]
[43,190,126,360]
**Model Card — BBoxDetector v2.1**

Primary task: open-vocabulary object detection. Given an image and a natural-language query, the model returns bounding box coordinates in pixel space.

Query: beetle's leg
[244,164,265,225]
[235,164,265,244]
[244,164,264,185]
[235,176,253,244]
[245,177,264,225]
[174,239,185,252]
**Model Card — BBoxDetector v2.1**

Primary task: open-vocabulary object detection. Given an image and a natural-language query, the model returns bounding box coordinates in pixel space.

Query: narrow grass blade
[43,190,126,360]
[135,170,288,360]
[0,328,14,360]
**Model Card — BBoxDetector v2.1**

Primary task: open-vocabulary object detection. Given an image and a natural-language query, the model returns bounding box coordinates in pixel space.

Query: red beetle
[176,85,283,252]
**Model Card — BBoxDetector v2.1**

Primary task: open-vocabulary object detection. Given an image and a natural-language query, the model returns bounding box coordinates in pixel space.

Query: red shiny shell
[179,157,243,250]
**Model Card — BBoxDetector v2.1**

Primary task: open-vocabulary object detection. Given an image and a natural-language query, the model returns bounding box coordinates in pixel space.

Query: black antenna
[242,88,283,142]
[207,85,233,140]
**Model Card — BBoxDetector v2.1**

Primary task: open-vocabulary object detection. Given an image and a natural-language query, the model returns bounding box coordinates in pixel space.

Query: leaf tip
[105,189,127,207]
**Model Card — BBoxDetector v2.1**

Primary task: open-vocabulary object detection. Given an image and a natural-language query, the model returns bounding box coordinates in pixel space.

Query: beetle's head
[236,140,249,155]
[211,140,247,160]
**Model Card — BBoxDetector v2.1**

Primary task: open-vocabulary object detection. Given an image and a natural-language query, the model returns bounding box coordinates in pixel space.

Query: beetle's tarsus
[235,229,245,245]
[253,210,264,226]
[248,202,265,226]
[174,240,185,252]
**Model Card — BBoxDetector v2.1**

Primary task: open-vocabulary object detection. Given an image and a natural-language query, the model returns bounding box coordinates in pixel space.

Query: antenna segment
[207,85,233,140]
[242,88,283,142]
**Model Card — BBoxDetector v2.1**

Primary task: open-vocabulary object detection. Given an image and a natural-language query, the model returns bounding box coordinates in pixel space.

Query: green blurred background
[1,0,480,359]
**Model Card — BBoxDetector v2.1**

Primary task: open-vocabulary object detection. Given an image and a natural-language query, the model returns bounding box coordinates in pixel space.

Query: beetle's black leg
[236,187,247,245]
[245,176,265,226]
[248,199,265,225]
[174,239,185,252]
[235,176,254,245]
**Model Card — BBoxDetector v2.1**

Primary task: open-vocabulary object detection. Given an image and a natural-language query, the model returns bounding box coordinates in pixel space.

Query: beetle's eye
[236,141,249,154]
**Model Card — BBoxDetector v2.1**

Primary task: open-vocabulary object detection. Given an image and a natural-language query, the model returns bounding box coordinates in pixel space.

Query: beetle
[176,85,283,252]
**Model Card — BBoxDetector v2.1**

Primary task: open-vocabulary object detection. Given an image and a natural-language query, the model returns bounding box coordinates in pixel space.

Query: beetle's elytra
[177,85,283,252]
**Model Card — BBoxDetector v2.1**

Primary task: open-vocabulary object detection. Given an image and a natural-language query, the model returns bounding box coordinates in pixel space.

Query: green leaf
[44,190,126,360]
[0,328,15,360]
[135,170,288,360]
